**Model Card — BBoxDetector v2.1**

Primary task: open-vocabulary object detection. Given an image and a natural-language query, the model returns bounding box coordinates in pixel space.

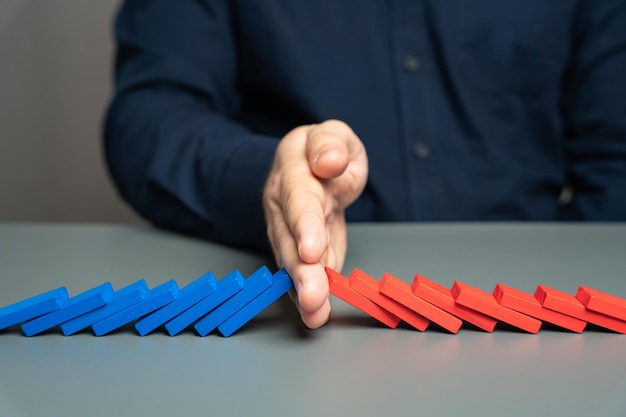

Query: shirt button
[402,55,422,72]
[412,142,430,159]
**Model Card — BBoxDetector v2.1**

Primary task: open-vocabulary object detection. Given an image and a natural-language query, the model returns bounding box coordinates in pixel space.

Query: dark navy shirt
[105,0,626,250]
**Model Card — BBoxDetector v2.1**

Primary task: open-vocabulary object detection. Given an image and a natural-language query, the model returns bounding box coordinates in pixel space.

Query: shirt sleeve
[103,0,278,250]
[561,0,626,220]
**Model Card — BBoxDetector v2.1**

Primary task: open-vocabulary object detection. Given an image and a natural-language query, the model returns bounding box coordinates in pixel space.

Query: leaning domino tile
[92,280,179,336]
[493,283,586,333]
[451,281,541,334]
[576,285,626,322]
[135,272,217,336]
[165,270,244,336]
[535,285,626,334]
[60,280,149,336]
[326,267,401,329]
[218,268,294,337]
[379,273,461,333]
[0,287,69,330]
[349,268,429,331]
[22,283,114,337]
[194,266,273,336]
[412,274,497,332]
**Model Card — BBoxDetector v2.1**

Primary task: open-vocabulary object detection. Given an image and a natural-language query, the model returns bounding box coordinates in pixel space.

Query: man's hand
[263,120,368,328]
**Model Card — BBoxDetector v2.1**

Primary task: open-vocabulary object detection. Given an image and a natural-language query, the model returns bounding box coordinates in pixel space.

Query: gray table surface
[1,223,625,417]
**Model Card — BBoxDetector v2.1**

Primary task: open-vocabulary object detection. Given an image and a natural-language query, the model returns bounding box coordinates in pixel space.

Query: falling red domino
[493,283,586,333]
[411,274,497,332]
[326,267,401,328]
[535,285,626,334]
[349,269,429,331]
[379,273,462,334]
[575,286,626,322]
[451,281,541,334]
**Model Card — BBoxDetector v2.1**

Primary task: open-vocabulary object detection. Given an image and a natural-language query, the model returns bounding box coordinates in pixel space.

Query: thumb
[306,121,353,180]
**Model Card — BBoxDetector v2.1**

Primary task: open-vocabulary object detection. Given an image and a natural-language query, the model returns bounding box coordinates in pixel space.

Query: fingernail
[313,148,334,167]
[318,148,335,161]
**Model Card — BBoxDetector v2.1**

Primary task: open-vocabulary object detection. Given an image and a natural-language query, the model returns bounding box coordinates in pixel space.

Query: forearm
[104,87,278,250]
[104,0,284,249]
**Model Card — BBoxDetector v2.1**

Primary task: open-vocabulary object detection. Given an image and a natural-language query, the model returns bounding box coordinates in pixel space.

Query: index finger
[280,174,329,264]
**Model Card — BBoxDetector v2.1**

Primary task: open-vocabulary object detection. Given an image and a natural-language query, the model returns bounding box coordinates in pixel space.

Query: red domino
[493,283,586,333]
[451,281,541,334]
[535,285,626,334]
[411,274,497,332]
[326,267,401,328]
[379,273,462,334]
[349,269,429,331]
[575,286,626,322]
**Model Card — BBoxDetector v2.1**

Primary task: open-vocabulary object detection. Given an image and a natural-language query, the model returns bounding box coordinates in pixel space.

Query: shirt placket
[391,0,443,219]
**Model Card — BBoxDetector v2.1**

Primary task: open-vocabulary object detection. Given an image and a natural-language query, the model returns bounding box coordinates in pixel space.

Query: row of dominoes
[3,265,625,337]
[0,266,293,337]
[327,268,626,334]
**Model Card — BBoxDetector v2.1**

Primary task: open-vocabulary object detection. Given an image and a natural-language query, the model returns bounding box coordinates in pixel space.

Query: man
[104,1,626,329]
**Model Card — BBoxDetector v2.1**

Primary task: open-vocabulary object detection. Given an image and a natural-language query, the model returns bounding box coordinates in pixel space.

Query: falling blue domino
[60,280,149,336]
[194,266,272,336]
[218,268,294,337]
[0,287,69,330]
[135,272,217,336]
[165,270,244,336]
[92,280,179,336]
[21,283,114,337]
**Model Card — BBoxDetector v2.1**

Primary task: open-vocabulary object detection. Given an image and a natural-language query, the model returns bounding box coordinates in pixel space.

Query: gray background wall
[0,0,142,223]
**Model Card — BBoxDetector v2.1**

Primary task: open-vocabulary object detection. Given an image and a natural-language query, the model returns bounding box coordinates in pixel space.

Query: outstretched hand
[263,120,368,328]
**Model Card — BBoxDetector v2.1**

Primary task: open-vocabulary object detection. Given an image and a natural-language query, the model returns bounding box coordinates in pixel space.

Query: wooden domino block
[22,283,114,337]
[535,285,626,334]
[326,267,401,328]
[379,273,462,333]
[218,268,294,337]
[92,280,179,336]
[349,268,429,331]
[135,272,217,336]
[412,274,496,332]
[164,270,244,336]
[61,280,148,336]
[194,266,272,336]
[0,287,68,331]
[451,281,541,334]
[575,286,626,322]
[493,283,586,333]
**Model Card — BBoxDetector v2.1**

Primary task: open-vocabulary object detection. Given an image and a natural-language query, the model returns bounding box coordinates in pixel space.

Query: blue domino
[194,266,272,337]
[92,280,179,336]
[21,283,114,337]
[0,287,69,330]
[60,280,149,336]
[135,272,217,336]
[164,270,244,336]
[218,268,294,337]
